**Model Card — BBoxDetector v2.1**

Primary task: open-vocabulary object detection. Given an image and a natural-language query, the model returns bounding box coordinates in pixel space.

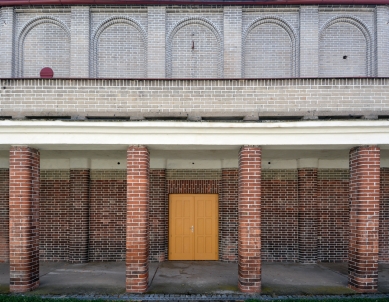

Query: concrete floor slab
[0,261,389,295]
[148,261,238,294]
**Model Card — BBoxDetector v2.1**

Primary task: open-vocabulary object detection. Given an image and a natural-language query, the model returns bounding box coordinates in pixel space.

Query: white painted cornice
[0,120,388,150]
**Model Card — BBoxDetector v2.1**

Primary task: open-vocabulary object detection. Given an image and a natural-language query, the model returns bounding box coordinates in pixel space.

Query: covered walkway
[1,261,389,295]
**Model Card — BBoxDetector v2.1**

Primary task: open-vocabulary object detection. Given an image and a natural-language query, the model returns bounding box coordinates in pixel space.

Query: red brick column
[349,146,380,293]
[69,169,90,263]
[126,146,149,293]
[298,168,318,263]
[238,146,261,293]
[9,146,40,292]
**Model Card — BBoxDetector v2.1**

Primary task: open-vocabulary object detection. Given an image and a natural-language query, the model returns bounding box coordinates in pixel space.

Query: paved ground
[0,261,389,296]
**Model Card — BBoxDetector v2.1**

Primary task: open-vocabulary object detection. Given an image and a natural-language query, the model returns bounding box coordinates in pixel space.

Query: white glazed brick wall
[1,5,389,79]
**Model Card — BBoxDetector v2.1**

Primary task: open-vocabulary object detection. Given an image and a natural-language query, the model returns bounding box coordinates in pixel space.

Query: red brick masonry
[126,146,149,293]
[9,146,40,293]
[348,146,380,292]
[238,146,261,293]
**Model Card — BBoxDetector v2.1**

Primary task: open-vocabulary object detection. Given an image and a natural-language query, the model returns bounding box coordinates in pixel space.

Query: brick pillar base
[349,146,380,293]
[69,169,90,263]
[238,146,261,293]
[126,146,149,293]
[9,146,40,292]
[298,168,318,263]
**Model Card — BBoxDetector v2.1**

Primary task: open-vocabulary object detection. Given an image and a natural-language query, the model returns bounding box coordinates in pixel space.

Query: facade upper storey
[1,4,389,79]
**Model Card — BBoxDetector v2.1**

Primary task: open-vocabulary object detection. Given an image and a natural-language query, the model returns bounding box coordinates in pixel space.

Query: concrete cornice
[0,120,388,149]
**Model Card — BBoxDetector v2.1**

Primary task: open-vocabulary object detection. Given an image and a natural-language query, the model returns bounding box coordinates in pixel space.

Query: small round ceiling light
[40,67,54,78]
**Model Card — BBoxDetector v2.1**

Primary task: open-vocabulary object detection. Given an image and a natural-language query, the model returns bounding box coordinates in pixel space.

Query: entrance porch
[0,120,388,294]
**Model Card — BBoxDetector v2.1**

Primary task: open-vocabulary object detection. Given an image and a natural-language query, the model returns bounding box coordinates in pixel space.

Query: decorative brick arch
[16,16,70,78]
[319,15,374,76]
[243,16,299,78]
[166,17,223,78]
[91,16,147,78]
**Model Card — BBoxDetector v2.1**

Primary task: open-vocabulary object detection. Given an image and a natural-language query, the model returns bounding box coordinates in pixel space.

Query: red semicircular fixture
[40,67,54,78]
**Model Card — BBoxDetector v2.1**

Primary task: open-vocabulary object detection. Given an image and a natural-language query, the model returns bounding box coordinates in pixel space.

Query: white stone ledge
[0,120,388,150]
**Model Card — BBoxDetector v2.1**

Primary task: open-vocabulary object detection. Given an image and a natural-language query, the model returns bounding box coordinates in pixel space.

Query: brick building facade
[1,0,389,294]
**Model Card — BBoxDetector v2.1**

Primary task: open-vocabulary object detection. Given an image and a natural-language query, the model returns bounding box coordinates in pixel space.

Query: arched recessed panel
[244,23,292,78]
[171,23,219,78]
[22,22,70,78]
[320,22,367,77]
[91,17,147,78]
[97,23,146,78]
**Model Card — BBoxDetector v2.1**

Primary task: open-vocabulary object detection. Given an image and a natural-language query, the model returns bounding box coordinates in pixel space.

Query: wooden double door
[169,194,218,260]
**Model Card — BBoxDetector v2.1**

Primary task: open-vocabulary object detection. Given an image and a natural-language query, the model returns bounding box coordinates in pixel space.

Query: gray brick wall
[223,6,242,78]
[0,8,15,78]
[14,7,71,77]
[376,6,389,77]
[300,6,318,77]
[1,78,388,118]
[147,6,166,78]
[319,19,369,77]
[70,6,90,78]
[1,5,389,79]
[243,17,295,78]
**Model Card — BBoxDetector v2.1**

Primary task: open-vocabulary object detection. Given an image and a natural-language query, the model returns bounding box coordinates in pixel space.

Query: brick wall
[0,169,9,262]
[89,170,126,261]
[244,22,293,78]
[170,23,221,78]
[2,79,389,118]
[318,169,349,262]
[149,169,167,262]
[3,5,382,79]
[96,22,146,78]
[262,170,298,262]
[40,170,70,261]
[380,168,389,263]
[220,169,239,262]
[319,22,368,77]
[21,22,70,78]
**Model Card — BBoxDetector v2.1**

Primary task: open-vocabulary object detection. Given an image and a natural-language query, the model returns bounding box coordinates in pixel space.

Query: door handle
[191,226,194,233]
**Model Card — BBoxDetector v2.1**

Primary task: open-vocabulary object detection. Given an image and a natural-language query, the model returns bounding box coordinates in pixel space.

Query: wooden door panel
[194,194,218,260]
[169,194,194,260]
[169,194,218,261]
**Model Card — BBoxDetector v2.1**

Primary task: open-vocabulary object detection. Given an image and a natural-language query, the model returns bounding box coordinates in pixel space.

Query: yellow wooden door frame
[169,194,218,260]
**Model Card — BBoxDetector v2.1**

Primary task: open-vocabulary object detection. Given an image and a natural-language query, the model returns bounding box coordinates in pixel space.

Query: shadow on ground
[0,261,389,295]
